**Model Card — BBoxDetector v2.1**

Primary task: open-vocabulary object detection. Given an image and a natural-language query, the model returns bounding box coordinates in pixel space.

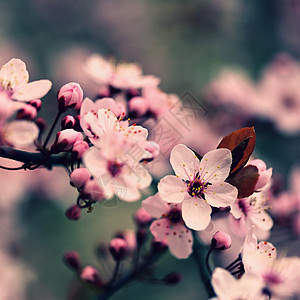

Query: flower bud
[115,230,137,253]
[128,97,148,116]
[51,129,83,153]
[58,82,84,112]
[163,272,182,285]
[63,251,81,271]
[134,208,152,227]
[61,115,76,130]
[211,231,231,250]
[82,180,104,202]
[248,159,272,191]
[151,238,168,254]
[109,238,127,261]
[80,266,103,288]
[71,140,89,160]
[29,99,42,111]
[65,205,81,220]
[35,118,47,134]
[16,104,37,120]
[70,168,91,189]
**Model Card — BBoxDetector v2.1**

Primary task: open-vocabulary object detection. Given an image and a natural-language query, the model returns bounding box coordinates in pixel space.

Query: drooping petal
[182,196,212,230]
[167,224,193,259]
[205,182,237,207]
[199,148,232,183]
[2,120,39,148]
[230,199,243,219]
[13,80,52,101]
[142,193,170,218]
[170,144,199,181]
[83,147,108,178]
[0,58,28,90]
[158,175,187,203]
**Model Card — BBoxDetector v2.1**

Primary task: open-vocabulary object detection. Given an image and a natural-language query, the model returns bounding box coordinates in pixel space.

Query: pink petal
[83,147,107,178]
[199,148,232,183]
[113,177,140,202]
[182,196,212,230]
[205,182,237,207]
[250,211,273,231]
[158,175,187,203]
[142,193,170,218]
[167,224,193,259]
[150,218,170,241]
[170,144,199,180]
[14,80,52,101]
[212,268,238,298]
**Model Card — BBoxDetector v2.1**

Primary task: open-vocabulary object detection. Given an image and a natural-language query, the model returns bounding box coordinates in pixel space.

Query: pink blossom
[0,58,52,101]
[248,159,272,191]
[212,231,232,250]
[211,267,265,300]
[58,82,84,111]
[158,144,237,230]
[85,54,159,90]
[230,192,273,238]
[70,168,91,189]
[109,238,128,261]
[51,129,83,153]
[142,193,193,259]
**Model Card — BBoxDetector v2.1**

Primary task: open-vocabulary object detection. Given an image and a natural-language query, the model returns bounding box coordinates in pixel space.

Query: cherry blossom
[229,192,273,238]
[85,54,159,90]
[158,144,238,230]
[0,58,52,101]
[142,193,193,259]
[247,159,272,191]
[242,227,300,299]
[211,267,266,300]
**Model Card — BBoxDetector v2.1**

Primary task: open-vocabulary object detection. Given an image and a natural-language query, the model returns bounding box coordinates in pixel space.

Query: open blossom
[211,267,266,300]
[85,54,159,90]
[158,144,237,230]
[0,58,52,101]
[242,227,300,299]
[230,192,273,238]
[142,193,193,259]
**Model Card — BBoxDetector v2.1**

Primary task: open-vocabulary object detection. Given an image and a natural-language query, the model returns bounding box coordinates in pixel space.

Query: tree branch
[0,146,71,169]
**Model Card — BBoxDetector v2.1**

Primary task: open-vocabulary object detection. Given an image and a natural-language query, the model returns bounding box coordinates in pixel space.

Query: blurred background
[1,0,300,299]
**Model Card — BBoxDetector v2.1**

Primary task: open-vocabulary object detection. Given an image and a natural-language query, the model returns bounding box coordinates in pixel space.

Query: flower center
[107,161,123,177]
[263,272,282,285]
[164,208,183,224]
[238,198,251,216]
[186,174,211,199]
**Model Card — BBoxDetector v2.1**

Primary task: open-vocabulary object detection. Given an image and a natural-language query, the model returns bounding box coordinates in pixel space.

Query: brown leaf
[227,165,259,198]
[217,127,256,175]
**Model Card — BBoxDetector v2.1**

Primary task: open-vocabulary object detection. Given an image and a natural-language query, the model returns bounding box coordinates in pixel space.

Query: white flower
[158,144,238,230]
[0,58,52,101]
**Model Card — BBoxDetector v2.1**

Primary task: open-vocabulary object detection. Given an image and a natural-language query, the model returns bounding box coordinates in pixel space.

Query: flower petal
[142,193,170,218]
[205,182,237,207]
[14,80,52,101]
[150,218,170,241]
[199,148,232,183]
[212,268,238,298]
[182,196,212,230]
[167,224,193,259]
[158,175,187,203]
[170,144,200,180]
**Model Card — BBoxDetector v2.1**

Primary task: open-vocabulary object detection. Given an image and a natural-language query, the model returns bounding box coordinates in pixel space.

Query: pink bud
[61,115,76,130]
[65,205,81,220]
[134,208,152,227]
[29,99,42,111]
[80,266,103,288]
[63,251,81,271]
[248,159,272,190]
[70,168,91,189]
[16,104,37,120]
[145,141,160,159]
[71,140,89,160]
[128,97,148,116]
[211,231,231,250]
[58,82,84,112]
[82,180,104,202]
[51,129,83,153]
[109,238,128,261]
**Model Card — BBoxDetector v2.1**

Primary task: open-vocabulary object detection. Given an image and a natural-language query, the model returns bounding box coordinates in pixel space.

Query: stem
[192,231,215,298]
[96,252,164,300]
[42,110,62,149]
[110,260,121,285]
[205,247,213,275]
[0,164,26,170]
